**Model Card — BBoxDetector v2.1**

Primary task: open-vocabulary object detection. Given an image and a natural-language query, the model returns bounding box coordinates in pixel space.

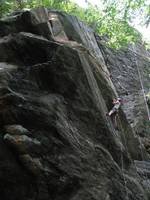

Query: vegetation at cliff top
[0,0,149,48]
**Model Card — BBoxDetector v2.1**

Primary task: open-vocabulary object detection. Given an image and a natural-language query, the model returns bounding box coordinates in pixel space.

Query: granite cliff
[0,7,150,200]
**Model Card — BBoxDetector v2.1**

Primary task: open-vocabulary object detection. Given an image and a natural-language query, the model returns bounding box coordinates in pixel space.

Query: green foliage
[0,0,149,48]
[0,0,14,18]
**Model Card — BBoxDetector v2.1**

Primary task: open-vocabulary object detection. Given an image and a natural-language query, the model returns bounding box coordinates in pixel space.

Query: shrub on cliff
[0,0,149,48]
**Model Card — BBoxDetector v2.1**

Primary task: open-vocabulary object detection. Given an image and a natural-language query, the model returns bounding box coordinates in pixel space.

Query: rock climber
[146,93,150,105]
[106,97,122,129]
[107,97,122,117]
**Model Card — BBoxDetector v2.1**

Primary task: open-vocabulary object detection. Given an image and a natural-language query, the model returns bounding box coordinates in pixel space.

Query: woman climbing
[106,97,122,129]
[107,98,122,116]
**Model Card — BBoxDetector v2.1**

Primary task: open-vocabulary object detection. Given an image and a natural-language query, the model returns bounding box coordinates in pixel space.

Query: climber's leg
[114,114,119,130]
[109,112,119,130]
[111,113,116,125]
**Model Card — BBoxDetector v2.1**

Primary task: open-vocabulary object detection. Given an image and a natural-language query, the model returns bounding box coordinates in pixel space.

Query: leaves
[0,0,149,48]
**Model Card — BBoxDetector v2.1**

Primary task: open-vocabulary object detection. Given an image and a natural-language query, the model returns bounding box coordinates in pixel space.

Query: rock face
[0,7,149,200]
[96,38,150,136]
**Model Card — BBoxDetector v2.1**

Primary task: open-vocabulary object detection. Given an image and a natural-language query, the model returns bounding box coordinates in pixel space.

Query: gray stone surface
[96,38,150,136]
[0,7,149,200]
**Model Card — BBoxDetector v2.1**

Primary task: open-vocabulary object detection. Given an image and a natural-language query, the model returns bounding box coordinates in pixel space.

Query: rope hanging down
[132,46,150,121]
[116,115,129,200]
[128,48,150,62]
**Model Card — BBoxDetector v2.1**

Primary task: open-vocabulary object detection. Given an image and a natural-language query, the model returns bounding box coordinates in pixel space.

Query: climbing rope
[128,48,150,62]
[106,115,118,136]
[113,114,129,200]
[117,114,149,187]
[120,143,129,200]
[132,46,150,121]
[137,136,149,181]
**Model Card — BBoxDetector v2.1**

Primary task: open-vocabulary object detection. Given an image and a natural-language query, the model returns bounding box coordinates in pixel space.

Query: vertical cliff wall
[0,7,149,200]
[96,38,150,135]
